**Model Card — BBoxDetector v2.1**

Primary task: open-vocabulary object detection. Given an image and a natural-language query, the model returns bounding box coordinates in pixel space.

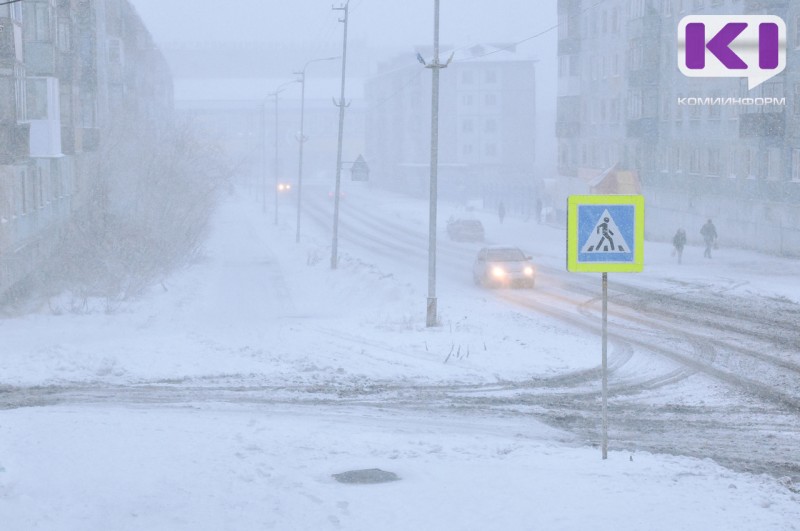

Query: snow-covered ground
[1,185,798,530]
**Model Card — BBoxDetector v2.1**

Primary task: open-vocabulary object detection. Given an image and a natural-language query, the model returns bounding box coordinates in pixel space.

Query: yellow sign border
[567,195,644,273]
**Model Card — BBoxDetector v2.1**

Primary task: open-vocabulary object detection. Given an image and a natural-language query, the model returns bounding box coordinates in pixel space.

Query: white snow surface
[1,185,799,530]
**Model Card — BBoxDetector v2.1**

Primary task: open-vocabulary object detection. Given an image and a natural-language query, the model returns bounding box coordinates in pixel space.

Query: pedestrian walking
[498,201,506,224]
[535,198,543,225]
[672,228,686,264]
[700,219,717,259]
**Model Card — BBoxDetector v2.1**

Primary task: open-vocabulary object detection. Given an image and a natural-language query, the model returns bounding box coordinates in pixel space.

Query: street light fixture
[266,79,300,225]
[294,56,338,243]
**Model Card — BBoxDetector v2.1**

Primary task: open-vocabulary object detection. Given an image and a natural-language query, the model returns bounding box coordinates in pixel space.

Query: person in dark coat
[700,219,717,258]
[498,201,506,224]
[672,228,686,264]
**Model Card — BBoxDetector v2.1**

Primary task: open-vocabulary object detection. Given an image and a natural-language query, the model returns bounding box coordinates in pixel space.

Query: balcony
[739,112,785,139]
[555,121,580,138]
[626,117,658,140]
[0,122,30,164]
[558,37,580,56]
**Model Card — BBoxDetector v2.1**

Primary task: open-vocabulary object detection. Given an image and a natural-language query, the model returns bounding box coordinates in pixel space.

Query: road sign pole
[601,271,608,460]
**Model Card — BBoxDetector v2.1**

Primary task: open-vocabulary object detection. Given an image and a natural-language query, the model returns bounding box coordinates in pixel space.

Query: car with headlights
[446,218,485,242]
[472,246,535,288]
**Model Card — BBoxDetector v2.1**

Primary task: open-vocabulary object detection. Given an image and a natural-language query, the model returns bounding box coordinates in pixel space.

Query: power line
[455,0,607,63]
[0,0,24,6]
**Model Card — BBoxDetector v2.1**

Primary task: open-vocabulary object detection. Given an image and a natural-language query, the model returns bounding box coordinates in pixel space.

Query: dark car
[447,218,485,242]
[473,246,535,288]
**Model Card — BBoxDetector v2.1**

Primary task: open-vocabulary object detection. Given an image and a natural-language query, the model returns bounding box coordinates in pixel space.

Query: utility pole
[268,80,299,226]
[330,1,350,270]
[425,0,448,327]
[295,68,307,243]
[261,100,267,213]
[294,56,337,243]
[273,91,280,225]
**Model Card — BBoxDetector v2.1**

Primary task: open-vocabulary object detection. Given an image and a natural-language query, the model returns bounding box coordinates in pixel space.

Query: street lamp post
[424,0,447,327]
[294,56,337,244]
[267,80,299,225]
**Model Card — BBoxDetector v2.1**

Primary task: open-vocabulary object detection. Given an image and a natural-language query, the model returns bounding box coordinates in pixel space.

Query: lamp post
[294,56,337,244]
[267,79,299,225]
[424,0,449,327]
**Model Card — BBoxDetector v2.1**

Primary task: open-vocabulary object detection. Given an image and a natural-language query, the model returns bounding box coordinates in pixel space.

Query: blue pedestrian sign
[567,195,644,272]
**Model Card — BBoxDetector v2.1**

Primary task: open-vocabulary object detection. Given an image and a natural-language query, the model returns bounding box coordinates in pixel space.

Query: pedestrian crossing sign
[567,195,644,272]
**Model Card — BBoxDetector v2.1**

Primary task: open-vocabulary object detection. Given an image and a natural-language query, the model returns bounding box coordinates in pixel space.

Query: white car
[473,246,535,288]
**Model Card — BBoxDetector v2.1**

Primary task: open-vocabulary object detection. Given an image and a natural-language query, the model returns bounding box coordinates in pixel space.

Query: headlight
[491,266,506,278]
[523,266,534,276]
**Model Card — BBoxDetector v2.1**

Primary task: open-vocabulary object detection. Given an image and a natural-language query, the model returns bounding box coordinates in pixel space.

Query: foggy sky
[130,1,556,53]
[130,0,558,115]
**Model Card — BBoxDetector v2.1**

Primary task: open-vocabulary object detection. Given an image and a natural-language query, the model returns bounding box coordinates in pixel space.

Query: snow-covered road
[1,185,799,530]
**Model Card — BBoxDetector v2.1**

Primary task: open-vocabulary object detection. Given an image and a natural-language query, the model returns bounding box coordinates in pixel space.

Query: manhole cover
[332,468,400,484]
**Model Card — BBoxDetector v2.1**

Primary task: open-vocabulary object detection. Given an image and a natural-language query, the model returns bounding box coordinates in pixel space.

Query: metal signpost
[567,194,644,459]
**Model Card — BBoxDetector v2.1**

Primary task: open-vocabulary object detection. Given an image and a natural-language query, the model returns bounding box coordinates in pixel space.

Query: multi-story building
[365,44,537,213]
[556,0,800,255]
[0,0,172,300]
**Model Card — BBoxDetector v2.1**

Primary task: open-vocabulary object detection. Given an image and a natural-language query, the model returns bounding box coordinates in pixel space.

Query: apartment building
[365,44,537,212]
[0,0,172,299]
[556,0,800,254]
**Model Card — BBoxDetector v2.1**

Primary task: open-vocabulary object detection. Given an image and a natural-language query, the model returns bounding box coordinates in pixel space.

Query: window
[689,148,701,174]
[10,1,22,20]
[26,78,48,120]
[462,94,473,106]
[485,119,496,133]
[629,40,643,71]
[58,19,71,51]
[693,0,704,8]
[461,119,473,133]
[690,101,702,121]
[19,171,27,215]
[570,54,581,76]
[672,146,682,172]
[108,38,123,65]
[792,149,800,181]
[743,148,753,178]
[627,90,642,119]
[462,144,473,156]
[794,83,800,115]
[708,148,720,175]
[629,0,645,19]
[25,3,52,42]
[795,15,800,49]
[759,150,770,179]
[461,70,473,84]
[709,93,721,120]
[485,144,497,157]
[485,70,496,84]
[484,94,496,106]
[14,65,26,123]
[663,0,672,16]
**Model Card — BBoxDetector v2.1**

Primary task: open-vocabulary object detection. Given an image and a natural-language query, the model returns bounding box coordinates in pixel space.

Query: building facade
[0,0,172,300]
[365,44,537,214]
[556,0,800,255]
